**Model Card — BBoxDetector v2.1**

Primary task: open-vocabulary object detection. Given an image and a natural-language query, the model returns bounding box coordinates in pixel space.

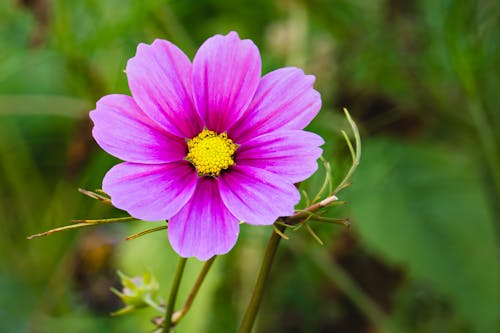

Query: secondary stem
[172,256,217,324]
[162,257,187,333]
[238,223,286,333]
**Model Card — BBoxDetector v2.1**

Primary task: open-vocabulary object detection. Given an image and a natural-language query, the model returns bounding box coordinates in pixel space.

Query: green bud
[111,270,160,315]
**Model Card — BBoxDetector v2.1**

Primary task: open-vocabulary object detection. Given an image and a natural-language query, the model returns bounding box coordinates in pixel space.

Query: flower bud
[111,270,160,315]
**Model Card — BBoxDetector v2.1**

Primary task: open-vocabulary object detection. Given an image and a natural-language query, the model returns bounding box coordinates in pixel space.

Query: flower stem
[162,257,187,333]
[172,256,217,324]
[238,223,285,333]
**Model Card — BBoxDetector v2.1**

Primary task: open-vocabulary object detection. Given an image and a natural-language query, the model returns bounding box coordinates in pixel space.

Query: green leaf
[347,138,499,332]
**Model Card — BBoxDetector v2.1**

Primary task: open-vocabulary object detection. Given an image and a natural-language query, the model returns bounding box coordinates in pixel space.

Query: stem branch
[172,256,217,324]
[162,257,187,333]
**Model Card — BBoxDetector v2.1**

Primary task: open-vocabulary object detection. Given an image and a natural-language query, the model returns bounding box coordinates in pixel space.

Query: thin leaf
[273,225,289,240]
[126,225,168,241]
[78,188,112,205]
[303,223,324,245]
[312,156,333,204]
[334,108,361,195]
[72,216,138,224]
[27,222,97,239]
[28,216,138,239]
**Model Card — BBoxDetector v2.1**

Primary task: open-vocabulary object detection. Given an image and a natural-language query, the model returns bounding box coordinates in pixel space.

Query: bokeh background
[1,0,499,332]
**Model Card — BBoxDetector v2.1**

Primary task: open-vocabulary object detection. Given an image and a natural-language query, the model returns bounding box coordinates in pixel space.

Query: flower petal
[168,177,239,260]
[90,94,186,164]
[102,161,197,221]
[219,165,300,225]
[236,130,324,184]
[126,39,202,138]
[229,67,321,143]
[192,31,261,133]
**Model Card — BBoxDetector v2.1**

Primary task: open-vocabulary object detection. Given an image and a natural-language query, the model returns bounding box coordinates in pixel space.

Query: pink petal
[126,39,202,138]
[90,94,186,164]
[102,161,197,221]
[219,165,300,225]
[192,31,261,133]
[168,177,239,260]
[236,130,324,184]
[229,67,321,143]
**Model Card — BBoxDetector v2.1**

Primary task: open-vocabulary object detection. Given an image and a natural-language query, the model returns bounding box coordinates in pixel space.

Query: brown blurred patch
[337,89,425,139]
[65,118,97,180]
[70,230,122,314]
[16,0,50,47]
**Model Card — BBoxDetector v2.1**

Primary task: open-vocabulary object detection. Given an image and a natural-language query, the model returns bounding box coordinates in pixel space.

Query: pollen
[186,129,237,177]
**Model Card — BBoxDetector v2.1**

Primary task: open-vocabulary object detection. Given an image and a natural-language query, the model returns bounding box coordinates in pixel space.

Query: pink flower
[90,32,323,260]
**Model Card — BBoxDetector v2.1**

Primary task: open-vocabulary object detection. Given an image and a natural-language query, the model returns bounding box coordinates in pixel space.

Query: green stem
[238,223,285,333]
[172,256,217,324]
[162,257,187,333]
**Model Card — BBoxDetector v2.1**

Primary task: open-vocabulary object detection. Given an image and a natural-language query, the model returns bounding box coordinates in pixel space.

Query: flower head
[90,32,323,260]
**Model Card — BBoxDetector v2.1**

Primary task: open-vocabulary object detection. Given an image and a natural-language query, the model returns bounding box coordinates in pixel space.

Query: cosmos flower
[90,32,323,260]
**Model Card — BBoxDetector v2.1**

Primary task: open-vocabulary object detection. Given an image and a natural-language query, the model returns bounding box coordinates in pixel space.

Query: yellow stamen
[186,129,237,177]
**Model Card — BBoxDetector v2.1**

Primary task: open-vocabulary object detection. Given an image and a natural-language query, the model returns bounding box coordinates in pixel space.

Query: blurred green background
[1,0,499,332]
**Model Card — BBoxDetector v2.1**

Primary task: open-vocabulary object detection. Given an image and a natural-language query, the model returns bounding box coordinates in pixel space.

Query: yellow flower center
[186,129,237,177]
